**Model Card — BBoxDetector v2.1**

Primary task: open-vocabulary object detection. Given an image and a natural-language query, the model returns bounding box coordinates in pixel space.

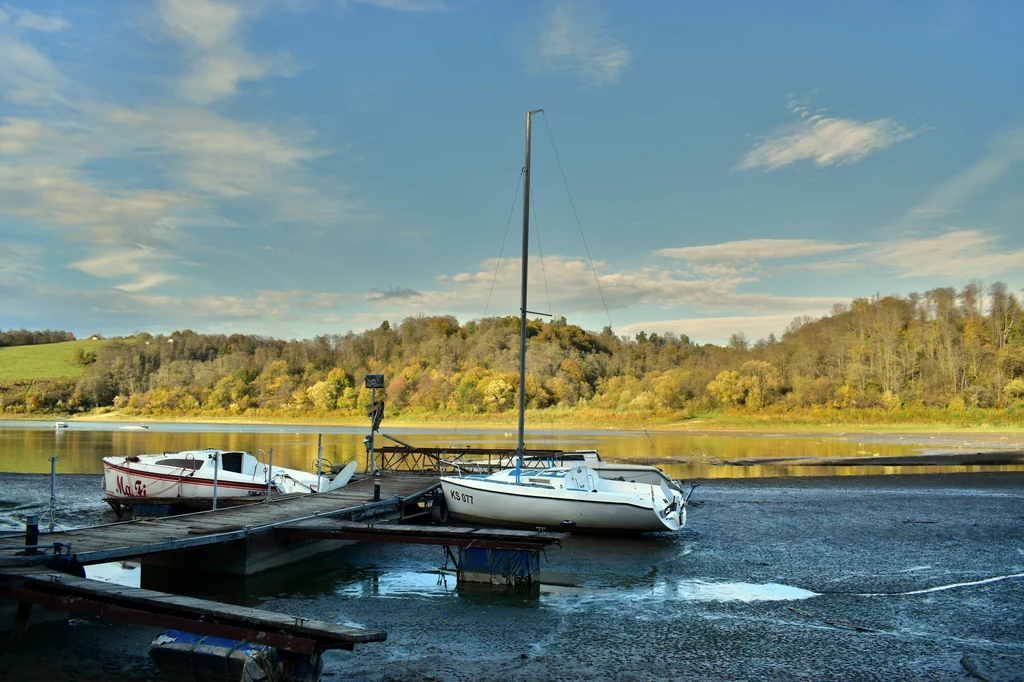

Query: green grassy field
[0,340,109,382]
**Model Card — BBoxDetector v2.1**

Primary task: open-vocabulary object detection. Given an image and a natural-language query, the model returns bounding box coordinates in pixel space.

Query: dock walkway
[1,473,439,567]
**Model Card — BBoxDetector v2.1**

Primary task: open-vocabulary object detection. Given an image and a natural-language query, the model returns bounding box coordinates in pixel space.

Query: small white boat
[53,421,69,429]
[119,424,150,430]
[439,110,687,534]
[102,449,357,502]
[443,464,685,532]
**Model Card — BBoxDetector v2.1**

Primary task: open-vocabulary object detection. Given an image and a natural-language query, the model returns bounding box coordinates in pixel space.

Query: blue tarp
[459,548,539,579]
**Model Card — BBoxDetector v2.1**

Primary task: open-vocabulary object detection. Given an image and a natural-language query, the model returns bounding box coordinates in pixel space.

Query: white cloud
[68,287,358,337]
[870,229,1024,279]
[618,312,833,345]
[0,116,52,154]
[105,106,320,199]
[0,164,189,242]
[0,32,64,103]
[529,1,630,87]
[655,238,864,263]
[654,230,1024,283]
[378,254,839,323]
[0,4,70,32]
[740,102,918,170]
[157,0,297,103]
[69,246,178,292]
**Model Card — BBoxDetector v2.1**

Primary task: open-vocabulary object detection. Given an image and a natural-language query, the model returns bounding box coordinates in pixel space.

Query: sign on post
[364,374,385,389]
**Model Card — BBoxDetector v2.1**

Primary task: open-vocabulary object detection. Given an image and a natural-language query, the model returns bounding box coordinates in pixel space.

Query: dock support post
[456,547,540,586]
[23,515,40,556]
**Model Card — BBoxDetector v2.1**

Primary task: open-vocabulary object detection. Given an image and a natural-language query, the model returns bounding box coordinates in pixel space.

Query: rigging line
[482,168,525,320]
[451,168,524,449]
[539,111,614,333]
[540,112,659,457]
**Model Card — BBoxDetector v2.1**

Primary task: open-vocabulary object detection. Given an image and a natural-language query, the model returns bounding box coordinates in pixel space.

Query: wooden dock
[1,471,566,656]
[0,473,438,653]
[1,566,385,652]
[1,473,440,568]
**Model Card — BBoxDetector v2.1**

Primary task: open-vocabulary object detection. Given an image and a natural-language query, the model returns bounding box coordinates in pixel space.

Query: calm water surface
[0,419,1019,479]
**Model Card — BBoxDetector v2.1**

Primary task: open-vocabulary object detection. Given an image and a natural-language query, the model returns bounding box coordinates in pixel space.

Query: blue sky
[1,0,1022,344]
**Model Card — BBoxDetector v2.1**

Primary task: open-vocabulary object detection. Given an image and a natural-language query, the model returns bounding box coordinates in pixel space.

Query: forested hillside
[3,282,1023,425]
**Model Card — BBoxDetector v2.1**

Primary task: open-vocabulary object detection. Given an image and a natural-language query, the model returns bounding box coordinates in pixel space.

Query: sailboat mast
[518,109,542,462]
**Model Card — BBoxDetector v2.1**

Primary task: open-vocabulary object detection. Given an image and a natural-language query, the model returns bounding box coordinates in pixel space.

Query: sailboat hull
[440,467,683,533]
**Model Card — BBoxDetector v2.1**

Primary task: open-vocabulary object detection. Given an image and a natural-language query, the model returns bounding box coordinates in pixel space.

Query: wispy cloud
[69,246,178,292]
[0,241,42,280]
[740,102,919,170]
[0,117,57,154]
[341,0,448,11]
[0,32,65,103]
[257,245,296,255]
[869,229,1024,279]
[655,239,864,263]
[0,164,189,243]
[895,123,1024,225]
[0,4,70,32]
[157,0,296,103]
[528,1,630,87]
[655,230,1024,282]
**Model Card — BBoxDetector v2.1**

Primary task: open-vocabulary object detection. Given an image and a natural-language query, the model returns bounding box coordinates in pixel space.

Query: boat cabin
[145,450,263,476]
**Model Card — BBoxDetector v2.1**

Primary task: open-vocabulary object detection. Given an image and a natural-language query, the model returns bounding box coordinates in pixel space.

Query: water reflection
[0,420,1020,478]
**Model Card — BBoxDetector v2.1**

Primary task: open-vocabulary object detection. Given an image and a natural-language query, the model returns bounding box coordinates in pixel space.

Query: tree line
[3,282,1024,422]
[0,329,76,347]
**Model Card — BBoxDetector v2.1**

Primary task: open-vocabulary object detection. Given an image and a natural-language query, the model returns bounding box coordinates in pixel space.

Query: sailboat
[438,110,686,533]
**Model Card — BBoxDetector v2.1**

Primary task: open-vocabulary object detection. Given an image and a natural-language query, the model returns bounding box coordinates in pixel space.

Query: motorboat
[102,449,357,503]
[438,110,687,533]
[53,421,69,429]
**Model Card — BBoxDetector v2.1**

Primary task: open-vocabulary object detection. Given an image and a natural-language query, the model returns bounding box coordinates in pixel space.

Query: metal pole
[267,448,273,501]
[517,109,543,477]
[48,456,58,532]
[369,386,377,473]
[212,453,219,511]
[316,433,323,493]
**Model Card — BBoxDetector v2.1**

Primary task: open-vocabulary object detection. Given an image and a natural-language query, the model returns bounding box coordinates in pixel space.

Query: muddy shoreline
[2,472,1023,681]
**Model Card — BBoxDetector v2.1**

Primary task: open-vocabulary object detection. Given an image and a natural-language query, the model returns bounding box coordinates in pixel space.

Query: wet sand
[2,472,1023,681]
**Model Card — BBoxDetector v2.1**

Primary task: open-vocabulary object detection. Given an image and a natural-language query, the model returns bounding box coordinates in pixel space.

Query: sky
[1,0,1022,345]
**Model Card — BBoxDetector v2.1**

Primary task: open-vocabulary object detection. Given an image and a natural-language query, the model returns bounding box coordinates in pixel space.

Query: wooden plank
[0,571,385,652]
[5,571,384,641]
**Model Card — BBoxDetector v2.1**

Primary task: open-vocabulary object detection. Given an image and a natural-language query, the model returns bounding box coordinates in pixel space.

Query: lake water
[1,419,1021,480]
[2,420,1022,680]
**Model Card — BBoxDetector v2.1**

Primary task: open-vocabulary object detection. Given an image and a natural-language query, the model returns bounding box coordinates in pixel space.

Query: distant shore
[5,411,1024,452]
